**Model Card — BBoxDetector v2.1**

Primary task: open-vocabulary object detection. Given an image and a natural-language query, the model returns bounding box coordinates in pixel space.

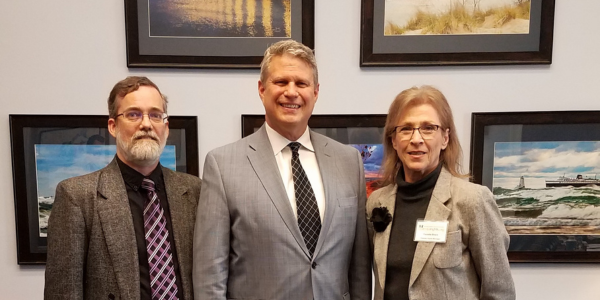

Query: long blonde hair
[379,86,467,187]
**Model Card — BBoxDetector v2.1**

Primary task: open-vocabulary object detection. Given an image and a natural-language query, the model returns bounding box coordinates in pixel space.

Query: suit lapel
[247,126,309,256]
[409,168,452,287]
[163,168,190,269]
[310,132,335,260]
[371,185,397,291]
[96,159,139,299]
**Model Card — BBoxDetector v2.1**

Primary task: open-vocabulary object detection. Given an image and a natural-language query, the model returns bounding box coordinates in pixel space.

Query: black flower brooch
[370,206,392,232]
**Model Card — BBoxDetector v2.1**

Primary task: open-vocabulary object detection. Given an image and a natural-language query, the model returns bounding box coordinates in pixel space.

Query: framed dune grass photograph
[360,0,555,66]
[125,0,315,68]
[242,114,386,197]
[470,111,600,262]
[9,115,198,264]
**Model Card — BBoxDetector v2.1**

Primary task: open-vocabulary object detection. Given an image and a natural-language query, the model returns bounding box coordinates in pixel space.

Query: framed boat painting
[9,115,198,264]
[470,111,600,262]
[360,0,555,66]
[125,0,315,68]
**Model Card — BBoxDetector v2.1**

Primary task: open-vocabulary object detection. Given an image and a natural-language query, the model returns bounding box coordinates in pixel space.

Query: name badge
[414,220,448,243]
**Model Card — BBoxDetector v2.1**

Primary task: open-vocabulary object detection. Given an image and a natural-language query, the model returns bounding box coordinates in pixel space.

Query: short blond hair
[260,40,318,84]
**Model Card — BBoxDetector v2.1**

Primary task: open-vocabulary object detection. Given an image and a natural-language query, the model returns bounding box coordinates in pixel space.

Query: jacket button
[108,293,115,299]
[311,262,317,269]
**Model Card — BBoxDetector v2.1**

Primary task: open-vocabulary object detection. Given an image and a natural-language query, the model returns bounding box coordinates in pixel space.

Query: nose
[410,128,424,144]
[139,114,152,129]
[284,83,299,98]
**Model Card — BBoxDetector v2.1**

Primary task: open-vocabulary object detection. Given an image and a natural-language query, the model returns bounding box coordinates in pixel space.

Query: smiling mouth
[408,151,426,155]
[281,103,300,109]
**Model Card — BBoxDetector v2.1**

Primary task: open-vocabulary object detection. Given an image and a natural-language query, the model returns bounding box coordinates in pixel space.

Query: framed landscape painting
[470,111,600,262]
[9,115,198,264]
[360,0,555,66]
[125,0,315,68]
[242,114,386,196]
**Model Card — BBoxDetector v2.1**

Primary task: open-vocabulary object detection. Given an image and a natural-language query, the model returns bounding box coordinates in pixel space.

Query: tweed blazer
[44,158,201,300]
[366,167,515,300]
[193,125,372,300]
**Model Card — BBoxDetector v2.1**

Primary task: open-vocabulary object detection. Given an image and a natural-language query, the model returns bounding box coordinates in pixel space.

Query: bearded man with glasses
[44,76,201,300]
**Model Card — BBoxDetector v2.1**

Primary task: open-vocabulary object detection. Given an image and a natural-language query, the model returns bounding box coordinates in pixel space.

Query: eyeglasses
[116,110,168,123]
[394,124,441,141]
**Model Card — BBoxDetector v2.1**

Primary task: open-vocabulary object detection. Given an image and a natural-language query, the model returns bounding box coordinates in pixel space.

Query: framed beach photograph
[360,0,555,66]
[242,114,386,196]
[9,115,199,264]
[470,111,600,262]
[125,0,315,68]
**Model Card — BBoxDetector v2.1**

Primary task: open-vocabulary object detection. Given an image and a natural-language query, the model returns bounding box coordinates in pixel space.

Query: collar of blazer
[369,167,453,291]
[246,125,336,260]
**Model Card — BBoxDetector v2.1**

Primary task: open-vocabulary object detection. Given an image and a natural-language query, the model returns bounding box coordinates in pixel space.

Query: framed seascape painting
[470,111,600,262]
[125,0,315,68]
[9,115,199,264]
[360,0,555,66]
[242,114,386,197]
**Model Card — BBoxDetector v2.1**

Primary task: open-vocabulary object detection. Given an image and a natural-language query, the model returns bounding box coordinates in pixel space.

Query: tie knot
[141,178,156,191]
[288,142,301,155]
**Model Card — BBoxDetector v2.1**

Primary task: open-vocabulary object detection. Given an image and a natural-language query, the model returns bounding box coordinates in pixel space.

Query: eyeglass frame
[393,124,442,141]
[115,109,169,124]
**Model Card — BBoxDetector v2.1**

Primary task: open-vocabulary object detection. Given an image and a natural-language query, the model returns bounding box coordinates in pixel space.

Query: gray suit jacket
[44,158,201,300]
[367,168,515,300]
[193,125,372,300]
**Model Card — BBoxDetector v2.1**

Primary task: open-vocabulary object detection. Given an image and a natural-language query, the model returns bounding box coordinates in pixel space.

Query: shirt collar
[115,155,164,190]
[264,122,314,155]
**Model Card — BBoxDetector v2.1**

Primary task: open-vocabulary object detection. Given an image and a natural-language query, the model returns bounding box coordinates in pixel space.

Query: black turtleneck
[384,163,442,300]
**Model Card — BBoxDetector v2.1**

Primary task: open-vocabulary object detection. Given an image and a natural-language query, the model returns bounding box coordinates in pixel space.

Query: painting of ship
[545,174,600,187]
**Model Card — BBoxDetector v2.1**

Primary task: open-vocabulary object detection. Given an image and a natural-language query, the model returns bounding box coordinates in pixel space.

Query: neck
[267,122,306,141]
[116,152,159,176]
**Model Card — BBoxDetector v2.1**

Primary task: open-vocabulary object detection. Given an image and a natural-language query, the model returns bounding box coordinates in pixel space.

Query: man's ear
[108,118,117,138]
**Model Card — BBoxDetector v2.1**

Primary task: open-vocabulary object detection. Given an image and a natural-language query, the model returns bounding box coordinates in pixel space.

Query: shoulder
[310,130,358,154]
[447,175,496,213]
[366,184,395,213]
[164,168,202,185]
[56,167,104,192]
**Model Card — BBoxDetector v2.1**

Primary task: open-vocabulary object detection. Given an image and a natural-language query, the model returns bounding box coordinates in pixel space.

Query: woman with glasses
[367,86,515,300]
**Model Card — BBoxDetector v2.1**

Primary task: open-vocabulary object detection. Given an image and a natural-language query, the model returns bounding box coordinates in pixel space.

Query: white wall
[1,0,599,298]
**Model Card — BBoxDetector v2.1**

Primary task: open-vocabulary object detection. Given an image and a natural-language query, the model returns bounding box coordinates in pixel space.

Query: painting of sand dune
[385,0,531,36]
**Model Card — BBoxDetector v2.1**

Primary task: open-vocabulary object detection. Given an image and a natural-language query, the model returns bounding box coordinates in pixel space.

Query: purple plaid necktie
[141,178,179,300]
[288,142,321,258]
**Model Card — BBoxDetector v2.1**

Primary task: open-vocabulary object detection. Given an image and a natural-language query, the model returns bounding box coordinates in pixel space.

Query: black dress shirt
[116,156,184,300]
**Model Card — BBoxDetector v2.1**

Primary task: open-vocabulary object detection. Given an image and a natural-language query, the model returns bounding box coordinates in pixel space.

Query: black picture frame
[125,0,315,68]
[9,115,199,264]
[470,111,600,262]
[360,0,555,67]
[242,114,387,196]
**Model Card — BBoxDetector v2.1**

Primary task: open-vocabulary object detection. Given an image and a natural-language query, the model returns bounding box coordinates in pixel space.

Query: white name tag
[414,220,448,243]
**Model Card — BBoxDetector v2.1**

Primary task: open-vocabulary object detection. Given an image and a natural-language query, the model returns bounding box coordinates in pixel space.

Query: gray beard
[116,131,165,167]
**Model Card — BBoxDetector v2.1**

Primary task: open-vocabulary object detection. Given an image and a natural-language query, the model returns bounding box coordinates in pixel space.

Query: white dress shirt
[265,123,325,221]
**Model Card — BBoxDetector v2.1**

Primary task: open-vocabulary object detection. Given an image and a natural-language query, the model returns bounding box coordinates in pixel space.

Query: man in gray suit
[44,76,201,300]
[193,40,372,300]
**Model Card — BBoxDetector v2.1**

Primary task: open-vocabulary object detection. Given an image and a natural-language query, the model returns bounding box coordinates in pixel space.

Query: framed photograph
[470,111,600,262]
[125,0,315,68]
[360,0,555,66]
[242,114,387,196]
[9,115,199,264]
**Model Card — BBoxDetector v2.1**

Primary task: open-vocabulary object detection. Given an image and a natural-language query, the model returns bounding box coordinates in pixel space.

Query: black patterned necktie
[288,142,321,257]
[141,178,179,300]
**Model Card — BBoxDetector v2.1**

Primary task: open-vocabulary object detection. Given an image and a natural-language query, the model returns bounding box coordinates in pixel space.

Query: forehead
[267,54,313,78]
[118,86,163,110]
[397,103,441,124]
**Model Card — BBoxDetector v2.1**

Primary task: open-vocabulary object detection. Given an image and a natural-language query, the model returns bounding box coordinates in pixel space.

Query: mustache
[132,131,159,142]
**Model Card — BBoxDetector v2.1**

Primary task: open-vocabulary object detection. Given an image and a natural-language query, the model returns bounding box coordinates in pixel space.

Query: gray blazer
[367,167,515,300]
[44,158,201,300]
[193,125,372,300]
